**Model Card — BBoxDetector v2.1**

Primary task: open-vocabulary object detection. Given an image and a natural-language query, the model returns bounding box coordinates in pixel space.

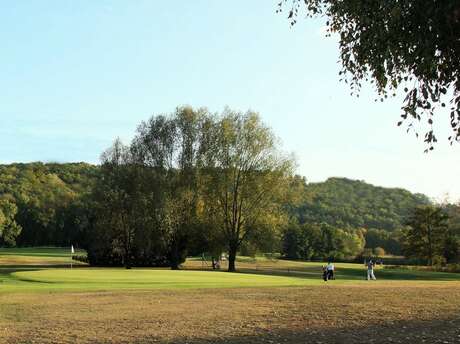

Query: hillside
[292,177,431,232]
[0,164,432,250]
[0,162,99,246]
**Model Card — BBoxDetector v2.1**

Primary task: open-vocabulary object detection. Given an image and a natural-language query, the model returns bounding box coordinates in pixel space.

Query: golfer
[326,261,335,280]
[366,259,376,280]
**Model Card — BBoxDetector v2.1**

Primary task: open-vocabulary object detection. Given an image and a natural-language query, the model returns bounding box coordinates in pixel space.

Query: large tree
[279,0,460,151]
[200,109,294,272]
[403,205,450,265]
[132,107,207,269]
[93,139,144,268]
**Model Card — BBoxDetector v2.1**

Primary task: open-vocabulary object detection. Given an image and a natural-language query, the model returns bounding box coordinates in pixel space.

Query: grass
[0,246,86,267]
[7,269,317,292]
[185,256,460,281]
[2,283,460,343]
[0,246,86,258]
[0,249,459,293]
[1,247,460,343]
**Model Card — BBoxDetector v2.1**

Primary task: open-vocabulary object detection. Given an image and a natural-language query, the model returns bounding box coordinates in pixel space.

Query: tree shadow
[0,264,87,285]
[127,316,460,344]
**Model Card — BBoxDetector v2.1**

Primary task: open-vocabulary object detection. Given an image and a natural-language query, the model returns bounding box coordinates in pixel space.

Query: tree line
[285,177,433,258]
[0,162,97,247]
[0,107,458,269]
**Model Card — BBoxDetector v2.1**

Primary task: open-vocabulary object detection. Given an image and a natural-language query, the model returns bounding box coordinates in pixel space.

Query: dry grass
[1,249,459,343]
[1,281,460,344]
[0,255,75,266]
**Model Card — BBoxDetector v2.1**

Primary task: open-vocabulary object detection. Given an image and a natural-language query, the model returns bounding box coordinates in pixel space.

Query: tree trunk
[228,246,237,272]
[124,252,131,269]
[123,239,131,269]
[170,252,180,270]
[169,239,180,270]
[211,257,217,270]
[427,223,433,266]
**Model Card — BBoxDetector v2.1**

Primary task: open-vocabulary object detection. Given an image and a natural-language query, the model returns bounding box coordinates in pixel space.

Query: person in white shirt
[366,259,376,280]
[326,262,335,280]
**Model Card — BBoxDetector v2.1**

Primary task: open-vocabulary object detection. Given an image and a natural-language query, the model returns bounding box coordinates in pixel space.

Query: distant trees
[402,205,456,265]
[279,0,460,150]
[364,228,402,256]
[444,203,460,263]
[0,159,446,265]
[289,177,430,232]
[285,177,429,256]
[0,163,98,247]
[282,222,365,261]
[0,199,21,245]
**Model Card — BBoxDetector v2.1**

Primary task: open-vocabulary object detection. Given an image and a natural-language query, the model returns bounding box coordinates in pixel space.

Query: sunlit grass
[0,248,459,294]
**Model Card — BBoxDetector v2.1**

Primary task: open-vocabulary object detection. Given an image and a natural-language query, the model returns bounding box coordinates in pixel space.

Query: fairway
[9,268,315,291]
[1,247,460,294]
[1,250,459,293]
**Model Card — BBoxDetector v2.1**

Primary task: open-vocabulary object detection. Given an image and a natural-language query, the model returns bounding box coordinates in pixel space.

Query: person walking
[366,259,376,280]
[326,261,335,280]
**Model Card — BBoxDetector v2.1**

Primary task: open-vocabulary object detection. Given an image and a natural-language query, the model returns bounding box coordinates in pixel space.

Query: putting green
[10,268,318,291]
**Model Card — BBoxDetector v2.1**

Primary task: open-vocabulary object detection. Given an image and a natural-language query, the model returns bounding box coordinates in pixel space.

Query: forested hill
[0,163,431,247]
[0,162,99,246]
[293,177,431,231]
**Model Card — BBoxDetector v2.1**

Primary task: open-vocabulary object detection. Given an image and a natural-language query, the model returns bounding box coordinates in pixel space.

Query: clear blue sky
[1,0,459,200]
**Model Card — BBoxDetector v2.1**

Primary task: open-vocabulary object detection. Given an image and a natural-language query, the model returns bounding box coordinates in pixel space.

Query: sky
[1,1,459,201]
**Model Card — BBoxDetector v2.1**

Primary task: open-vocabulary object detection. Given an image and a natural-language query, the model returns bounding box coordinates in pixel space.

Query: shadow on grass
[0,264,88,285]
[81,316,460,344]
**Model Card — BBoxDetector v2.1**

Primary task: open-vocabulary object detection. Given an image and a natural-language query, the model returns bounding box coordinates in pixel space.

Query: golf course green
[1,247,459,293]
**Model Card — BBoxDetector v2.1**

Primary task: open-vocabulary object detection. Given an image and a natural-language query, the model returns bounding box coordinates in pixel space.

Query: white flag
[71,245,75,254]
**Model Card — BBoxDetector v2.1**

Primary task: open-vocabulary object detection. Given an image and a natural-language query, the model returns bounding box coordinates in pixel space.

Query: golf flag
[71,245,75,254]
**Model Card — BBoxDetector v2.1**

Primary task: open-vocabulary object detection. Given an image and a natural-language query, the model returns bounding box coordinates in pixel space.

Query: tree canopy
[0,162,98,246]
[0,162,441,262]
[84,107,295,271]
[402,205,454,265]
[1,118,458,267]
[279,0,460,150]
[283,176,432,257]
[0,199,21,246]
[198,109,294,271]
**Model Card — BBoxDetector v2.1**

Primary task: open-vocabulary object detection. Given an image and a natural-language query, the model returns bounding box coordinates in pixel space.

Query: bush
[72,255,88,263]
[373,247,385,257]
